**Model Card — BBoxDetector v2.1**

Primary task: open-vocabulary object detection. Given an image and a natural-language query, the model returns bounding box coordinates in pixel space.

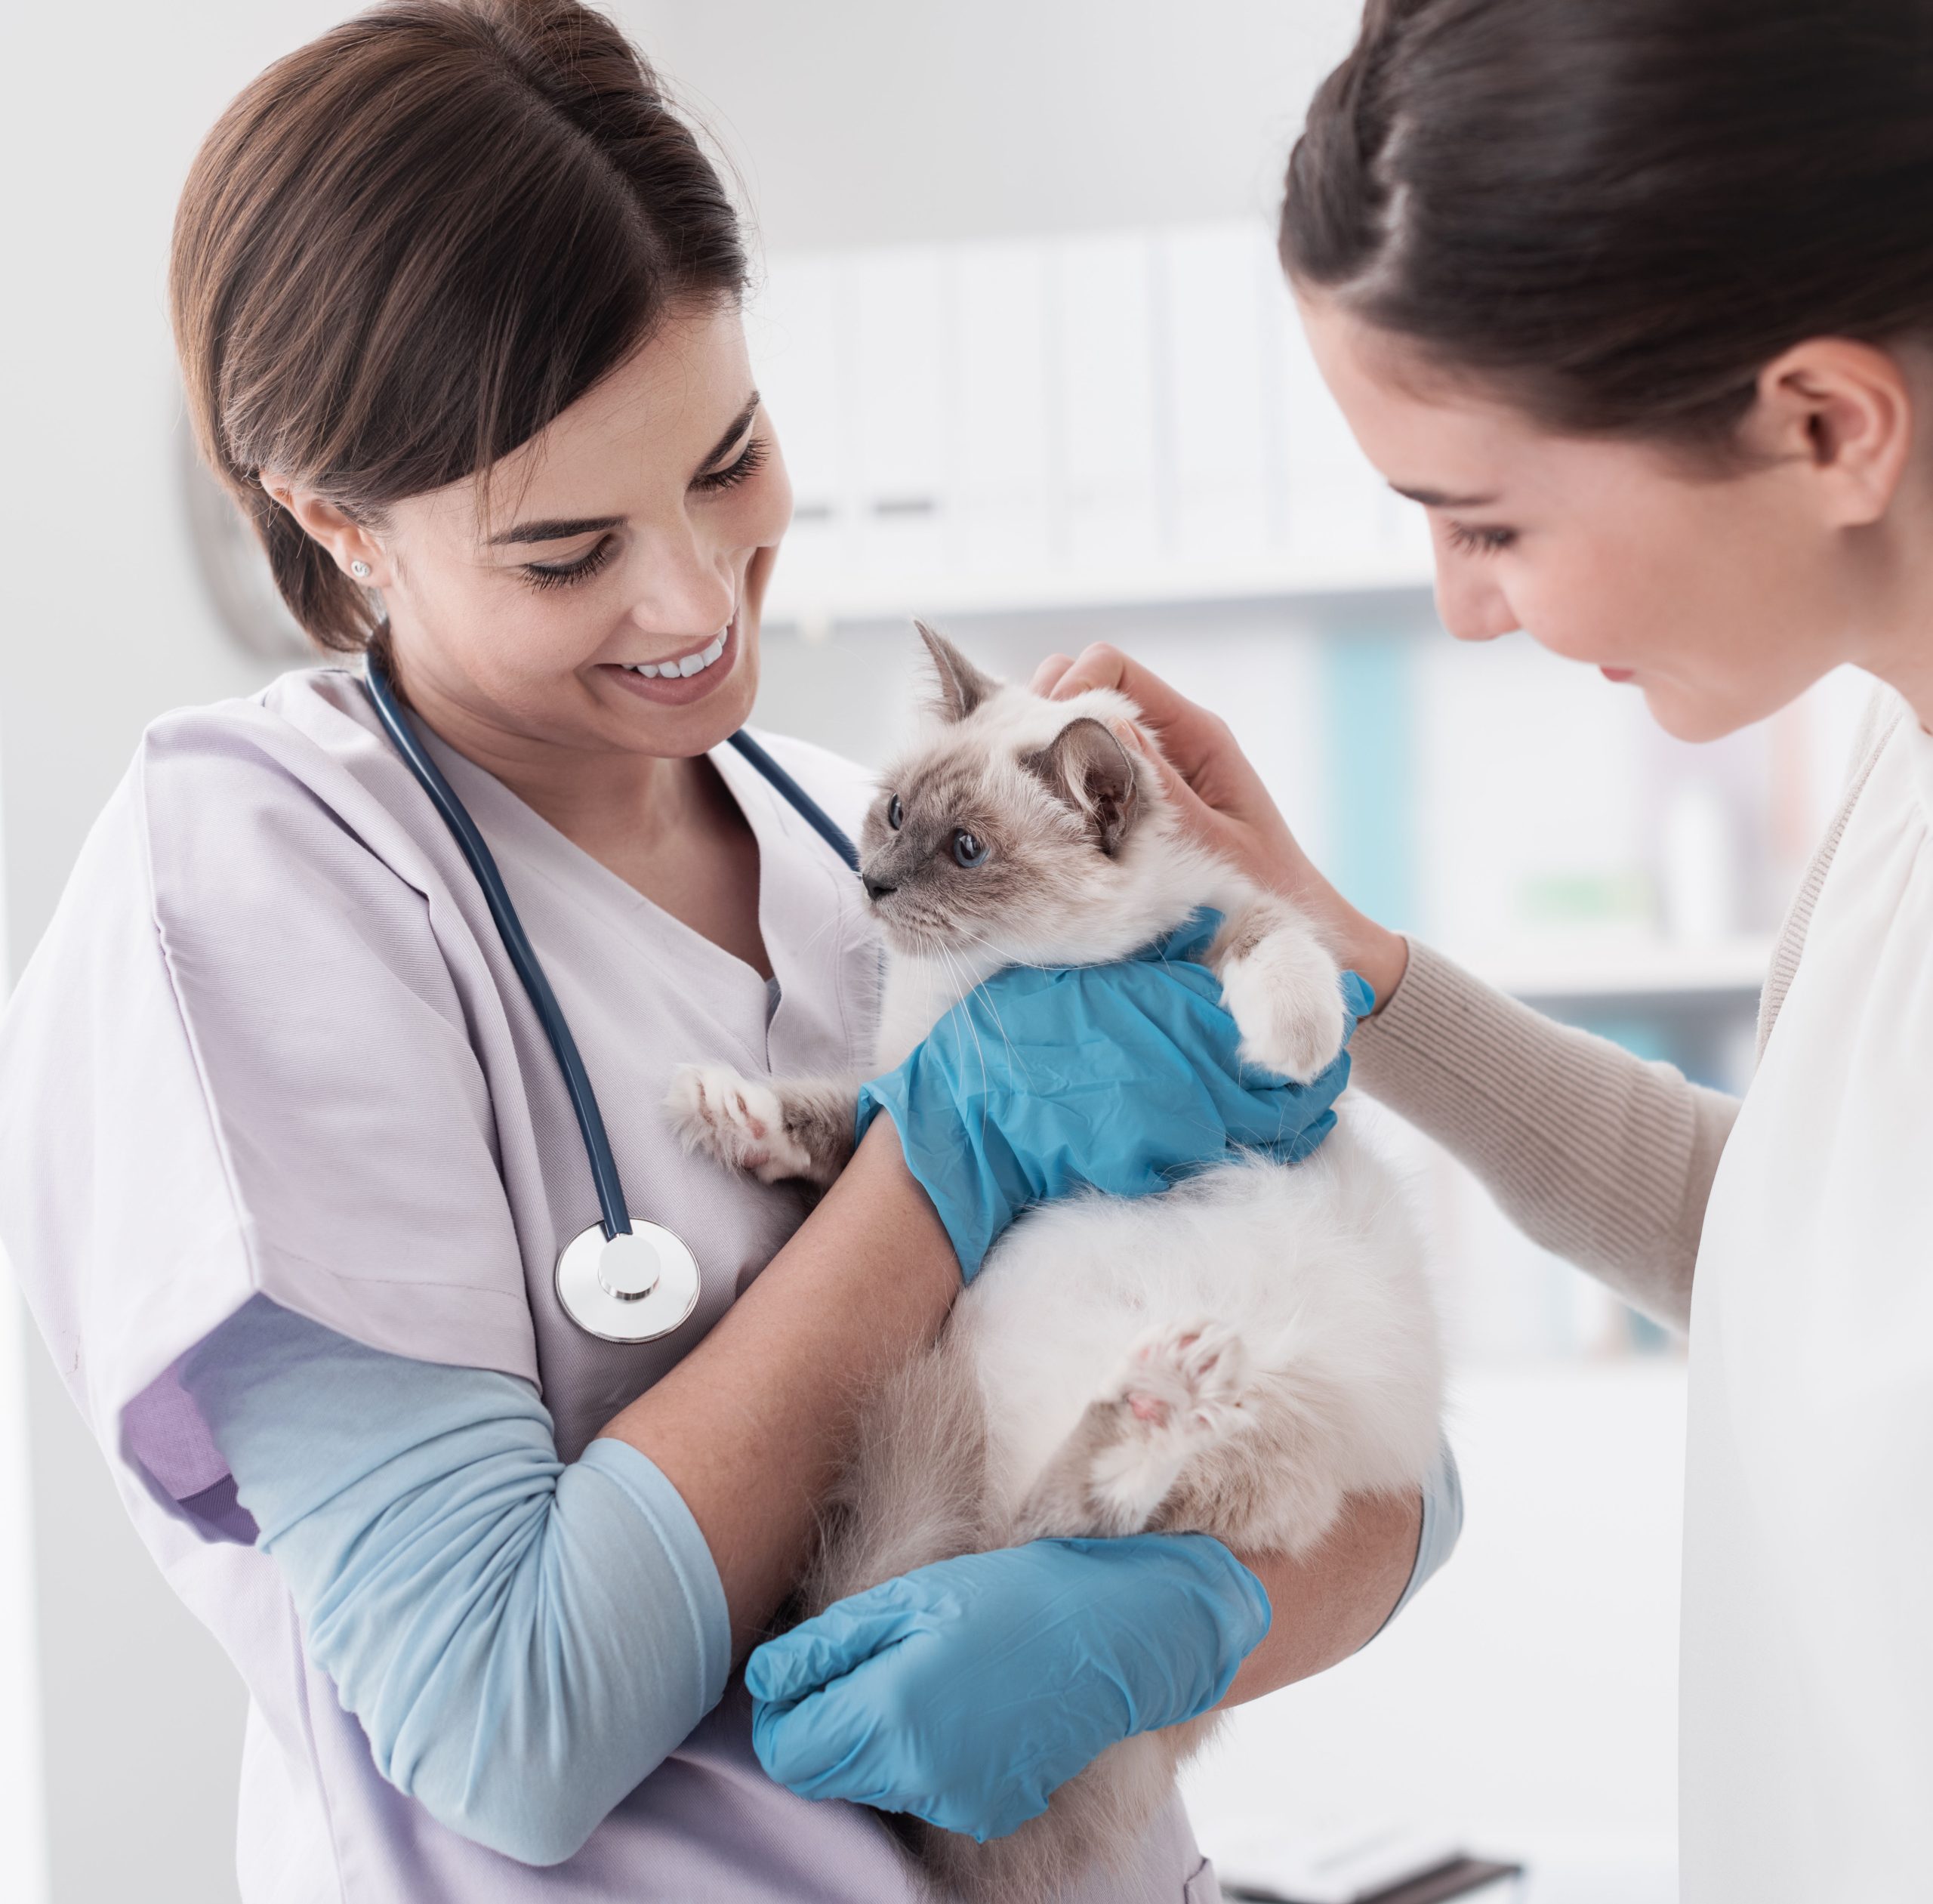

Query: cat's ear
[1025,716,1140,855]
[915,619,997,724]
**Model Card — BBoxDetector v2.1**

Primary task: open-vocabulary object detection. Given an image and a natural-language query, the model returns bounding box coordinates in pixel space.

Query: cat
[668,622,1444,1904]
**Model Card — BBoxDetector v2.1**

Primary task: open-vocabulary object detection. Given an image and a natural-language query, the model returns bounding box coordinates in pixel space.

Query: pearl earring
[350,559,371,580]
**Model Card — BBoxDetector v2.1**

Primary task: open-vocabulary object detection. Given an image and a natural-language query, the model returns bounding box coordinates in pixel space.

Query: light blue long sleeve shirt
[180,1296,732,1867]
[182,1296,1461,1869]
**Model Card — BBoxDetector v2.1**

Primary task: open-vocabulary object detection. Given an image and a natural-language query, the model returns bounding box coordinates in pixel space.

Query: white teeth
[624,627,729,682]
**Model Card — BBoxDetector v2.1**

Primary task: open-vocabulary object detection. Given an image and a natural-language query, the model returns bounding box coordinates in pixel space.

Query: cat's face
[859,624,1167,964]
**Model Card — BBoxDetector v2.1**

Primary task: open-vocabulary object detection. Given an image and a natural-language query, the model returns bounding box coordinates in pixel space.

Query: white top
[1682,705,1933,1902]
[0,668,1215,1902]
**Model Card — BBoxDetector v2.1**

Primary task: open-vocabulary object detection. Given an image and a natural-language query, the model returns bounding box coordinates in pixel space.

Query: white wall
[0,2,1362,1896]
[0,1291,48,1904]
[4,5,381,1897]
[629,0,1361,252]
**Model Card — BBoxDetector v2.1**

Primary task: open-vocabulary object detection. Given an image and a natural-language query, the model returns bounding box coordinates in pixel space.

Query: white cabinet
[750,218,1435,625]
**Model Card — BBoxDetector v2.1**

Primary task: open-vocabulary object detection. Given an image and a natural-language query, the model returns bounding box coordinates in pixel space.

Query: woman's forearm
[1220,1489,1425,1708]
[1352,941,1737,1330]
[603,1121,958,1651]
[184,1300,733,1866]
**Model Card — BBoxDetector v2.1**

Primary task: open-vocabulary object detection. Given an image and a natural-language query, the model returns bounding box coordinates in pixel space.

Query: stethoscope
[361,653,859,1344]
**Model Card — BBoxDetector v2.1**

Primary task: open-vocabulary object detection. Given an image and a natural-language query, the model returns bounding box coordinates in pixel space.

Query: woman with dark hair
[0,2,1454,1896]
[1050,0,1933,1896]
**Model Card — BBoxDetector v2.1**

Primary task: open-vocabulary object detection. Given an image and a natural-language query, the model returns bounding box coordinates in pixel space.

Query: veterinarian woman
[1041,2,1933,1898]
[0,3,1461,1897]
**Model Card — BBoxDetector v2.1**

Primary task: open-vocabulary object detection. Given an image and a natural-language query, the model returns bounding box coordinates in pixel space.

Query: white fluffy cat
[670,624,1443,1904]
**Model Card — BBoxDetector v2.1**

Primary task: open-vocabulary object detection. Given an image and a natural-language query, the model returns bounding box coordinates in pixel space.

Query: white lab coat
[1684,706,1933,1901]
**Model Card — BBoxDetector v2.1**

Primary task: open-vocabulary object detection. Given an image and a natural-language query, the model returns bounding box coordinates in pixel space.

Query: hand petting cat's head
[859,623,1217,967]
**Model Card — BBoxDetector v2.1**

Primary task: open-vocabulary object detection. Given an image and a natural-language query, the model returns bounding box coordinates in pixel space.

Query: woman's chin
[1640,678,1751,745]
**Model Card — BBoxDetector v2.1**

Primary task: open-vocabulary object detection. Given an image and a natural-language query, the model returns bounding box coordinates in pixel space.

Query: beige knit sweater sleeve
[1348,687,1899,1335]
[1348,943,1738,1332]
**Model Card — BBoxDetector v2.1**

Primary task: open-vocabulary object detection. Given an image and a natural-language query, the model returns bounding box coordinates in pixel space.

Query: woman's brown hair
[171,0,746,652]
[1281,0,1933,449]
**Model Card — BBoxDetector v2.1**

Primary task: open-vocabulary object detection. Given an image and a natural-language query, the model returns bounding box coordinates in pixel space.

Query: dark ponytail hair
[171,0,746,652]
[1281,0,1933,449]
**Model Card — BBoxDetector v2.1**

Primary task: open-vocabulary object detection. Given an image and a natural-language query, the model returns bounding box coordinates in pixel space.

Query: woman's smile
[600,609,741,708]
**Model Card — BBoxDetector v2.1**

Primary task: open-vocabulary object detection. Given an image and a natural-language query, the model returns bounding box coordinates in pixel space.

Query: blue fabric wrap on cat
[854,907,1375,1278]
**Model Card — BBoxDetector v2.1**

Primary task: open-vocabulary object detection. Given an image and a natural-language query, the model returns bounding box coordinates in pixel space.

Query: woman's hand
[1032,645,1410,1009]
[855,909,1372,1278]
[745,1533,1269,1841]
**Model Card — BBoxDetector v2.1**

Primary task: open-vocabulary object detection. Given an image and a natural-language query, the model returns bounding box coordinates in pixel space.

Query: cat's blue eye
[887,795,903,830]
[951,829,988,868]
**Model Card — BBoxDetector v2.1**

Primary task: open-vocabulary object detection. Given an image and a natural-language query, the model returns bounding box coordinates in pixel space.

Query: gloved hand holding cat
[852,906,1374,1276]
[747,1534,1271,1844]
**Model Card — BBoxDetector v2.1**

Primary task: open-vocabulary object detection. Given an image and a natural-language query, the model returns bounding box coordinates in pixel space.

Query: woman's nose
[626,524,738,637]
[1435,564,1519,643]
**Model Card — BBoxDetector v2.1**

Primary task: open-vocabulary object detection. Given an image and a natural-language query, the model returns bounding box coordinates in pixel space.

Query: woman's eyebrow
[698,390,761,470]
[485,393,762,547]
[1391,481,1501,508]
[486,514,624,548]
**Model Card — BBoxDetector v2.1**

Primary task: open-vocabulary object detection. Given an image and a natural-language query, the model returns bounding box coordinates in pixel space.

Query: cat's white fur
[669,627,1443,1903]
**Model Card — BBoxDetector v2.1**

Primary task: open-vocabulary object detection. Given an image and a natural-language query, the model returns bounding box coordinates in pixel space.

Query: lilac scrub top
[0,668,1220,1903]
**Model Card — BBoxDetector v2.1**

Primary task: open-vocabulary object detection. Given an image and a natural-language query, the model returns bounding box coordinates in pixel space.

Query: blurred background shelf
[1480,937,1774,1005]
[751,221,1439,634]
[764,569,1438,634]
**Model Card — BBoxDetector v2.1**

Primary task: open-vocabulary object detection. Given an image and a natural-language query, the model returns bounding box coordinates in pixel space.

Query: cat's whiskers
[936,942,994,1109]
[790,903,846,962]
[940,925,1028,1079]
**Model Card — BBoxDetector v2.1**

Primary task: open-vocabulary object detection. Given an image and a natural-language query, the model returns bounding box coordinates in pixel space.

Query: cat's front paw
[1217,925,1349,1084]
[666,1064,814,1183]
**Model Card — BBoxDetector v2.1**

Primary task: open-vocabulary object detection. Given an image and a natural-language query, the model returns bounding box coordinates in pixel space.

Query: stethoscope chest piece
[554,1220,701,1344]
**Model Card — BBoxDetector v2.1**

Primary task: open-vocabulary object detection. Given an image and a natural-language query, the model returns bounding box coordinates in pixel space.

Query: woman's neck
[1848,509,1933,733]
[395,664,771,975]
[405,679,711,857]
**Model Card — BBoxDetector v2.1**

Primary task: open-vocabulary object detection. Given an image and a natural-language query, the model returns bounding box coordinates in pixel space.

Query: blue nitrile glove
[746,1533,1270,1842]
[856,907,1375,1277]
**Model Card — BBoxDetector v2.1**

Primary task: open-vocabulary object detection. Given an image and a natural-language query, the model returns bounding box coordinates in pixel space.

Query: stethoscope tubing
[362,656,635,1242]
[726,731,862,872]
[360,656,862,1273]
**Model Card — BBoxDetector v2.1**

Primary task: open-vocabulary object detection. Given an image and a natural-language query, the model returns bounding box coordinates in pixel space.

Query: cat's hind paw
[1116,1319,1250,1436]
[666,1064,815,1184]
[1079,1320,1253,1526]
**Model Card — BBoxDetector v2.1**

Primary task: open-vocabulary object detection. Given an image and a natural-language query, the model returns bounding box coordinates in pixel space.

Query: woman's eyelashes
[1444,520,1518,557]
[692,430,769,494]
[522,535,618,591]
[516,434,772,591]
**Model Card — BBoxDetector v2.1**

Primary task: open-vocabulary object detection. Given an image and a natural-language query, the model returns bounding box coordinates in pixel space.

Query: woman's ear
[261,477,388,586]
[1743,338,1916,529]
